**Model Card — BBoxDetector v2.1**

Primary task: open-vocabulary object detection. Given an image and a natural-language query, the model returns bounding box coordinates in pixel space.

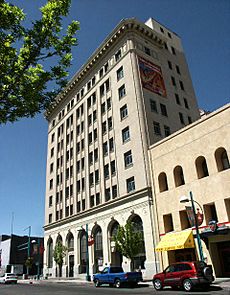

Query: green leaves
[53,241,67,266]
[0,0,79,123]
[113,222,144,268]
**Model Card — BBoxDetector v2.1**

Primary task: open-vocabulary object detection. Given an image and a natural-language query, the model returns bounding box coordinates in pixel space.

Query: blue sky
[0,0,229,237]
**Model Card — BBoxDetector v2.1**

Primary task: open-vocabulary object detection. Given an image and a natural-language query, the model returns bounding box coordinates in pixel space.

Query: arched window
[93,226,103,273]
[130,215,146,270]
[80,232,87,273]
[173,166,185,187]
[47,238,53,268]
[215,147,230,171]
[158,172,168,192]
[195,156,209,179]
[66,232,74,251]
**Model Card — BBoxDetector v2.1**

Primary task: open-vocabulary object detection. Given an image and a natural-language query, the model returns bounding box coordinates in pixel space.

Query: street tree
[53,241,67,277]
[113,221,144,271]
[0,0,79,124]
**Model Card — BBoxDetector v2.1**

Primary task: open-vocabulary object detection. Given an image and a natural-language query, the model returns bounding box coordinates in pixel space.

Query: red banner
[138,57,167,97]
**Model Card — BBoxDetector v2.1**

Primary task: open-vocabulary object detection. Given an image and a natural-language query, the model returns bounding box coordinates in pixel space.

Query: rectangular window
[102,121,107,134]
[101,102,106,114]
[188,116,192,124]
[115,49,122,62]
[111,160,116,176]
[112,185,117,199]
[168,60,172,70]
[105,188,111,202]
[92,111,97,123]
[49,179,53,190]
[124,150,133,168]
[50,163,54,174]
[163,214,174,233]
[160,103,168,117]
[96,193,100,205]
[100,84,105,97]
[77,201,81,213]
[94,129,97,141]
[104,62,109,73]
[107,98,111,110]
[103,142,108,156]
[90,195,95,208]
[117,66,124,81]
[89,172,94,186]
[94,148,98,161]
[150,99,158,113]
[179,80,185,91]
[99,68,103,78]
[176,65,181,75]
[108,117,113,130]
[118,84,126,99]
[171,46,176,55]
[49,196,53,207]
[171,76,176,86]
[126,176,135,193]
[120,104,128,120]
[153,121,161,136]
[144,46,150,55]
[95,170,99,184]
[179,112,185,125]
[89,152,93,165]
[175,93,181,105]
[184,98,189,109]
[88,114,92,126]
[104,164,109,179]
[164,125,171,137]
[204,203,218,223]
[109,138,114,152]
[49,214,52,224]
[122,126,130,143]
[50,148,54,158]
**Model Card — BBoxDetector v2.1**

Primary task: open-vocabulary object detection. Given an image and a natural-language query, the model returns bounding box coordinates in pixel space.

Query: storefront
[200,223,230,277]
[156,230,196,266]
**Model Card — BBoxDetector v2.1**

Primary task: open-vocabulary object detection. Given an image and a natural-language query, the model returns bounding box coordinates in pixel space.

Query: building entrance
[217,241,230,277]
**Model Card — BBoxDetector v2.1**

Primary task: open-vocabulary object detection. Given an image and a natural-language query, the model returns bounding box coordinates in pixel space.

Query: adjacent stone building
[43,17,201,280]
[150,104,230,277]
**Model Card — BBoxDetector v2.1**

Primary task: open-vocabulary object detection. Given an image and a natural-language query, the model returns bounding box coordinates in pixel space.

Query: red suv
[153,261,214,292]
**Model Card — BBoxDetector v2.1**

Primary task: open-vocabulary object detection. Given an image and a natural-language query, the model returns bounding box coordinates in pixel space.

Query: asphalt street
[0,282,229,295]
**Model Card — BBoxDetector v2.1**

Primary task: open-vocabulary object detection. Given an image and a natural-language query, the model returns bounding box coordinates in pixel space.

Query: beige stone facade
[149,104,230,277]
[43,17,201,280]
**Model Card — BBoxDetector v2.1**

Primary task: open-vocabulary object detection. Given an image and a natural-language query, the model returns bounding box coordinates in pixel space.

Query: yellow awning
[155,230,195,252]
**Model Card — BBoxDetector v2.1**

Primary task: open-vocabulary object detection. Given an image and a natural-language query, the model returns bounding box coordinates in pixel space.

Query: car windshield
[6,274,16,277]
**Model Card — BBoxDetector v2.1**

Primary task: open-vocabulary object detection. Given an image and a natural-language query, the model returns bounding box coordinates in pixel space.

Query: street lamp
[180,191,204,262]
[31,238,41,280]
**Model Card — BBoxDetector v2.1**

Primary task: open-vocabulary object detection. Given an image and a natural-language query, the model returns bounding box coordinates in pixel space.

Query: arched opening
[79,231,87,274]
[47,237,53,268]
[66,232,74,277]
[215,147,230,171]
[173,165,185,187]
[129,215,146,270]
[158,172,168,192]
[92,226,103,274]
[55,234,63,277]
[109,220,122,267]
[195,156,209,179]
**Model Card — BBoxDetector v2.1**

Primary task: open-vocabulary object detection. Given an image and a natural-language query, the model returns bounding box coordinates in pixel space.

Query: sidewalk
[18,277,230,291]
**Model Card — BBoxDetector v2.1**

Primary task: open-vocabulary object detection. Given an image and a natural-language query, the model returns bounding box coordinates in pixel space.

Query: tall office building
[43,18,200,279]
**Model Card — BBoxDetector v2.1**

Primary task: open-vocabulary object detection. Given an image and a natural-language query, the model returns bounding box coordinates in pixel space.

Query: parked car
[153,261,214,292]
[0,273,18,284]
[93,266,142,288]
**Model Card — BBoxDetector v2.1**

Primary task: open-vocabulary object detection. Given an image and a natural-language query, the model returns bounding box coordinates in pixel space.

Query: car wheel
[183,279,193,292]
[94,279,100,287]
[114,279,121,288]
[153,278,163,291]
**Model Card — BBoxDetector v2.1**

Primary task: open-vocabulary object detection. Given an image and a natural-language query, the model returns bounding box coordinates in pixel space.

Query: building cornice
[44,187,152,231]
[45,18,165,120]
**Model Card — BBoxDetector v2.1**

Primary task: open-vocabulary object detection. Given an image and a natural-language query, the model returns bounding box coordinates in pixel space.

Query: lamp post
[180,191,204,262]
[85,224,91,282]
[31,238,41,279]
